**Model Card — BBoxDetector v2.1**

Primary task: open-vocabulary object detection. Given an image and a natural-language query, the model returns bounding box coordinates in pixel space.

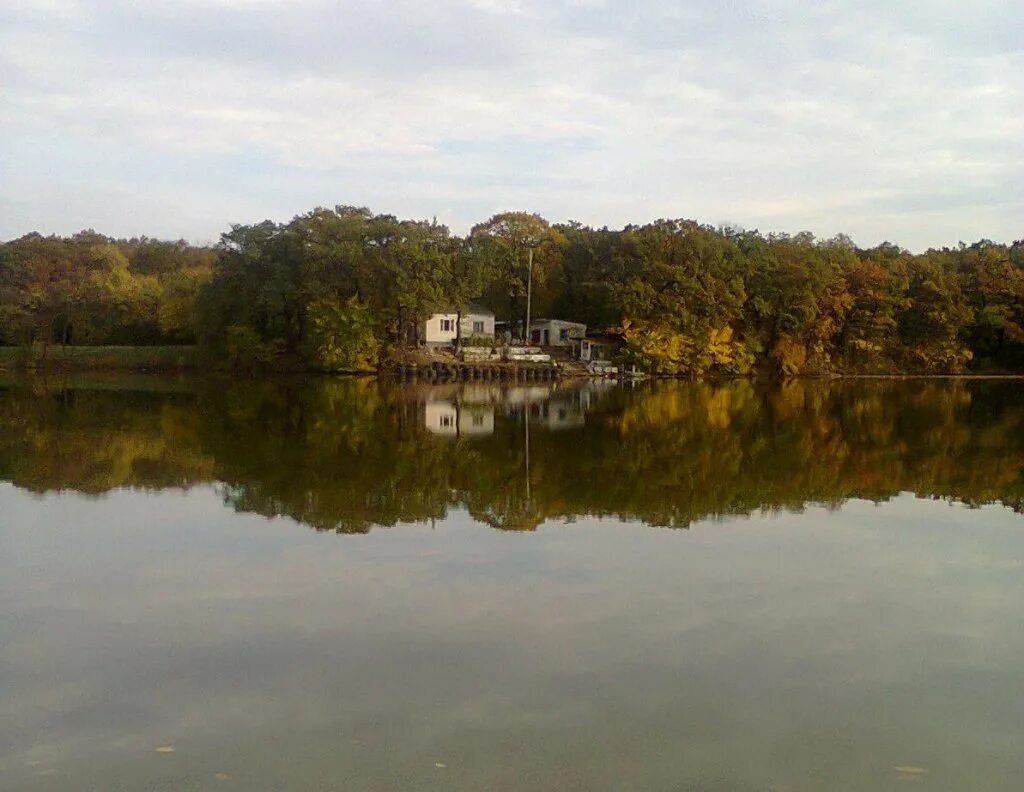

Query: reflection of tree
[1,377,1022,532]
[0,384,214,494]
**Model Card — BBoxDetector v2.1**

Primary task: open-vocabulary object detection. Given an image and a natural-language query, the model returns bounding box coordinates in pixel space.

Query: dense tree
[469,212,566,336]
[2,208,1023,374]
[0,231,214,350]
[197,207,465,369]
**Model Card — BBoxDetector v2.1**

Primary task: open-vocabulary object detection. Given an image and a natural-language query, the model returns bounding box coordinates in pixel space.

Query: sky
[0,0,1021,251]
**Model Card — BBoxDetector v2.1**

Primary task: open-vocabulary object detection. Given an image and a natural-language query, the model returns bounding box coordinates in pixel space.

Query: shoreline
[3,346,1024,380]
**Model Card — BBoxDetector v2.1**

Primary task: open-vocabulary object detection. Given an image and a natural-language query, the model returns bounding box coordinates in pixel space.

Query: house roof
[585,331,625,343]
[529,318,586,326]
[464,300,495,316]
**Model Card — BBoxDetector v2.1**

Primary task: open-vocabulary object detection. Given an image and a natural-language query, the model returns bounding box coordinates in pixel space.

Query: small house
[528,319,586,347]
[576,332,622,362]
[422,302,495,346]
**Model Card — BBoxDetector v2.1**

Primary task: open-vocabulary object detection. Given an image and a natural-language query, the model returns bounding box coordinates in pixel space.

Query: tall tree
[470,212,565,338]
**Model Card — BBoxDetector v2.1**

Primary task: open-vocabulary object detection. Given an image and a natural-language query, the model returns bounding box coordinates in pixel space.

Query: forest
[2,206,1023,375]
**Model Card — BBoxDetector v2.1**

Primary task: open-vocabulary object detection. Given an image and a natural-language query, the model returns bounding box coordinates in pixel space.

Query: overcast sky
[1,0,1021,250]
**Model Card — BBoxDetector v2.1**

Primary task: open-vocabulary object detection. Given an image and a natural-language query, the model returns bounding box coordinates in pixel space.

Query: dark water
[1,376,1023,791]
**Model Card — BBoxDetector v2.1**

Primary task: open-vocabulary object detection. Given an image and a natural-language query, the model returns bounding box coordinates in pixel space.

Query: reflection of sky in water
[2,484,1022,791]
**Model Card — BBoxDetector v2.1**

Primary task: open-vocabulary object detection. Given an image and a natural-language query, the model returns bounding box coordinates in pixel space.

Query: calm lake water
[1,376,1023,791]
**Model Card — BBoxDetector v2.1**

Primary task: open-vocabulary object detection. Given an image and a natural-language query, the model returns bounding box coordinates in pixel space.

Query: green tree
[306,296,380,372]
[470,212,565,337]
[614,220,749,375]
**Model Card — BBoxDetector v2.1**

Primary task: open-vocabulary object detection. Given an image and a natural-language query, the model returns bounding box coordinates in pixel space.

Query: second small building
[528,319,587,347]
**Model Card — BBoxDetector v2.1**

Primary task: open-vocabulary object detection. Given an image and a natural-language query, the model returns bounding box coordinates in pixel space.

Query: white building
[528,319,586,347]
[422,302,495,346]
[577,337,615,362]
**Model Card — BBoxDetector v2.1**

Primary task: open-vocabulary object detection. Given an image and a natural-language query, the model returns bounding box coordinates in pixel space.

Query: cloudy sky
[1,0,1020,250]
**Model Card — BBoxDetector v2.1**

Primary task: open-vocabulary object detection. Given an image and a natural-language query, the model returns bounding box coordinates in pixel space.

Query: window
[440,318,453,332]
[473,320,485,334]
[559,328,569,341]
[472,414,485,426]
[439,415,453,427]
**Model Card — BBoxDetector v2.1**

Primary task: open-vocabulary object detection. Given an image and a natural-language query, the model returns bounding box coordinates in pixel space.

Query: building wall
[529,320,587,347]
[422,313,495,345]
[461,313,496,340]
[579,339,613,361]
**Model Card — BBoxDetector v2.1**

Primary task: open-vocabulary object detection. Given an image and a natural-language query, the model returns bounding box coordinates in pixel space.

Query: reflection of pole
[525,246,533,343]
[524,392,531,503]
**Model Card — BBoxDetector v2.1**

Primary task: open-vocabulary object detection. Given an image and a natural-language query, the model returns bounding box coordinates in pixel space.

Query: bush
[458,334,494,348]
[306,296,380,372]
[224,325,282,370]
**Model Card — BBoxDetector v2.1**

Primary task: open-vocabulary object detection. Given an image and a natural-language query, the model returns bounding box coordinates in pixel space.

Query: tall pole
[525,246,533,343]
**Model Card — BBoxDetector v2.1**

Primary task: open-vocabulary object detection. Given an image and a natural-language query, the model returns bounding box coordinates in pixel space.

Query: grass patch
[0,345,200,372]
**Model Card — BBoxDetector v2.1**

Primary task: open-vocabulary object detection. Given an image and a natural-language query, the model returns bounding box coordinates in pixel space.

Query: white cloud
[0,0,1021,249]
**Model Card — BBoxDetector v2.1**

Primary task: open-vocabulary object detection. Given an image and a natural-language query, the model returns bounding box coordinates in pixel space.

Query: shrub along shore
[0,345,199,373]
[4,345,1024,380]
[2,206,1022,377]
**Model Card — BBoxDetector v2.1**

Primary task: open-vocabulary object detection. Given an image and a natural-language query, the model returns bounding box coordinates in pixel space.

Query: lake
[1,375,1023,791]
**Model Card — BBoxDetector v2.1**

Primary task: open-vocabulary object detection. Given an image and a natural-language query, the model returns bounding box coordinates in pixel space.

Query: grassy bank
[0,345,199,372]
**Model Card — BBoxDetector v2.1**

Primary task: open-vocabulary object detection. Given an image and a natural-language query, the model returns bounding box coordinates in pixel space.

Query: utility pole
[525,246,533,343]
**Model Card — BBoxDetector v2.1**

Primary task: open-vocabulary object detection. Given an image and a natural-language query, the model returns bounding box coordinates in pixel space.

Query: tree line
[2,207,1023,374]
[0,232,215,348]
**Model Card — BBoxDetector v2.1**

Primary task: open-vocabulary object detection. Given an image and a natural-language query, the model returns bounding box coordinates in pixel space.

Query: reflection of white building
[503,386,555,406]
[424,402,495,437]
[577,380,615,410]
[530,397,586,430]
[461,407,494,435]
[458,384,501,405]
[420,382,613,436]
[495,382,614,430]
